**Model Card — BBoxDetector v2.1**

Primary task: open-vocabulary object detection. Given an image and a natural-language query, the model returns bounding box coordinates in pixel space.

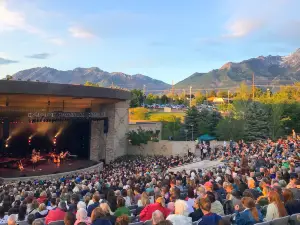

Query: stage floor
[0,159,96,178]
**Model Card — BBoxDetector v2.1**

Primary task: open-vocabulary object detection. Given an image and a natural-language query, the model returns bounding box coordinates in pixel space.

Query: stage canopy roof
[0,80,131,109]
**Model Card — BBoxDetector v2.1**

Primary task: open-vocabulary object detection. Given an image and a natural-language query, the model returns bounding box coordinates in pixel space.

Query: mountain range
[175,48,300,89]
[12,67,171,91]
[11,48,300,91]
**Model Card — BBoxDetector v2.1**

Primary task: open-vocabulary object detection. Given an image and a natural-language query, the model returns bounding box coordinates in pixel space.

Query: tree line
[185,82,300,141]
[130,82,300,141]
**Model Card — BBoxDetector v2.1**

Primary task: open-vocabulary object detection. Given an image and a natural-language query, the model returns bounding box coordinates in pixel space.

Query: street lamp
[190,124,194,141]
[184,129,188,141]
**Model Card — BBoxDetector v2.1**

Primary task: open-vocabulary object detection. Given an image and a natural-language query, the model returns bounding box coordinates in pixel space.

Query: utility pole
[189,86,192,107]
[227,90,230,104]
[252,73,255,101]
[143,84,146,106]
[183,89,186,105]
[172,80,174,97]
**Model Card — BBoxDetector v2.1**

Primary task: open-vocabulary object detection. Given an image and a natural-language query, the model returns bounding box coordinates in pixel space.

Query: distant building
[207,97,225,104]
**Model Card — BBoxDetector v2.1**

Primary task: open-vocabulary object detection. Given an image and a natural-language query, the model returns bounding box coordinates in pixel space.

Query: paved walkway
[169,159,223,173]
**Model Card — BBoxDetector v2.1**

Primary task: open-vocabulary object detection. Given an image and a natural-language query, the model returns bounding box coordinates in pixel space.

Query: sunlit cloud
[68,26,95,39]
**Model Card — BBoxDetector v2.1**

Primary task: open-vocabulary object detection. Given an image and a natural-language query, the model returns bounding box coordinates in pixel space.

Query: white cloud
[0,52,8,58]
[0,1,64,45]
[68,26,95,39]
[48,38,65,46]
[224,19,262,38]
[0,0,40,34]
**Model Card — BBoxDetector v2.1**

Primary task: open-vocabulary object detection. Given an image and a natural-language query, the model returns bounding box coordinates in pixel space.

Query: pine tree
[183,106,199,140]
[244,102,269,141]
[198,108,210,135]
[208,110,222,136]
[198,109,221,136]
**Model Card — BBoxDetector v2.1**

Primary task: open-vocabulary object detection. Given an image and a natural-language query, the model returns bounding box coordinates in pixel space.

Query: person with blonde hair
[196,186,206,198]
[140,197,170,222]
[75,208,91,225]
[138,192,150,207]
[166,200,192,225]
[100,203,115,225]
[35,203,49,219]
[256,186,271,207]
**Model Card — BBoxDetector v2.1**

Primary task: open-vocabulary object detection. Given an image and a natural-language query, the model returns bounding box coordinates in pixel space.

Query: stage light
[5,144,8,148]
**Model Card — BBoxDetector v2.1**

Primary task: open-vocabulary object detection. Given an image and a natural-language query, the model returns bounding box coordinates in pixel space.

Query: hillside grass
[147,112,185,122]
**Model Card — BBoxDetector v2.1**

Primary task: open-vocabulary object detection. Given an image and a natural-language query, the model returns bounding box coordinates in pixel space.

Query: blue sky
[0,0,299,84]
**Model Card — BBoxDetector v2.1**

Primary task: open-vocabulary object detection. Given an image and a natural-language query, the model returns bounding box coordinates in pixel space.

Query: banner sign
[28,112,106,119]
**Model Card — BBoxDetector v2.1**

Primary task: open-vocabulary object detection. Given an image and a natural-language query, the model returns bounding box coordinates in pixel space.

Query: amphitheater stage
[168,160,223,173]
[0,159,97,178]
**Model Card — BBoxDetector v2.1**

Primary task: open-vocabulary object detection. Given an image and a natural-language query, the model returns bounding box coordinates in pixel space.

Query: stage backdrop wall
[127,140,196,156]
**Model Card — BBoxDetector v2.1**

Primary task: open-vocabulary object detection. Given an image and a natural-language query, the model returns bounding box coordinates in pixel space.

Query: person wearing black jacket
[283,189,300,215]
[106,189,117,212]
[69,194,80,213]
[189,198,203,222]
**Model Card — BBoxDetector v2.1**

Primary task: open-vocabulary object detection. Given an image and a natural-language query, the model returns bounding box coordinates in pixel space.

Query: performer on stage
[56,156,60,168]
[60,151,64,164]
[18,160,24,171]
[32,149,38,171]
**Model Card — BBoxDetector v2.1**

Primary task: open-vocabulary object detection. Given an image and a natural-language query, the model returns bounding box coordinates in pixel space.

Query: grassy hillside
[147,112,185,122]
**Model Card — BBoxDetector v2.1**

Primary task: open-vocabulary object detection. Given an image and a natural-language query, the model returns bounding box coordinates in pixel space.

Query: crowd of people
[0,136,299,225]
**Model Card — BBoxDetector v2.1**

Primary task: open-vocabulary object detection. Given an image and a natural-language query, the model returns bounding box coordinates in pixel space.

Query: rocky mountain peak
[220,62,233,70]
